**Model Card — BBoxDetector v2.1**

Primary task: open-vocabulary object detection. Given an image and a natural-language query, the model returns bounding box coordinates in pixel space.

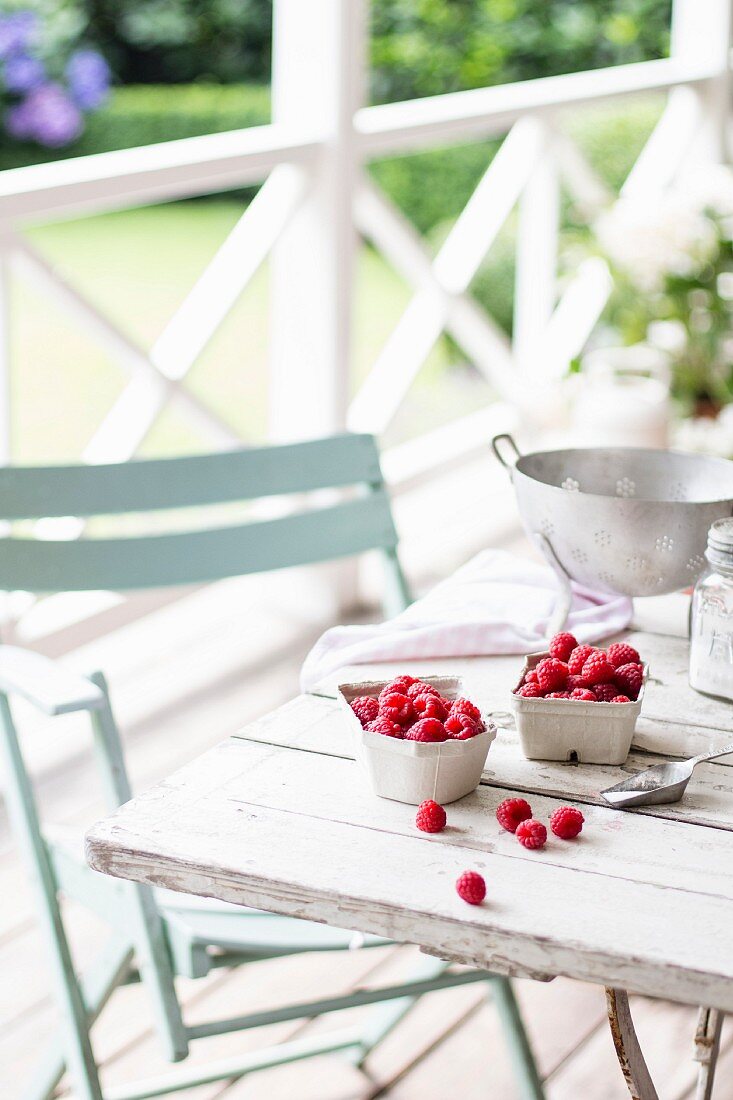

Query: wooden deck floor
[2,499,732,1097]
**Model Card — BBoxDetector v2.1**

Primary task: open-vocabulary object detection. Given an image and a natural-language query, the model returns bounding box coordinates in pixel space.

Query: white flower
[681,164,733,219]
[596,193,718,292]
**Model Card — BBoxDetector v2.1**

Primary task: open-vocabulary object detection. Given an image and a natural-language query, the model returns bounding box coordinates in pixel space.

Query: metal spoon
[600,741,733,809]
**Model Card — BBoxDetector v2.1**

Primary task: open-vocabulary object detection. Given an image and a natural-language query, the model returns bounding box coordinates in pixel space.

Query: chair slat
[0,491,398,591]
[0,434,383,519]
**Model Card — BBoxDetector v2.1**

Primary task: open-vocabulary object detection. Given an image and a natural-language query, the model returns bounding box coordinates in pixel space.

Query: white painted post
[513,125,559,378]
[670,0,732,165]
[0,243,12,466]
[269,0,363,442]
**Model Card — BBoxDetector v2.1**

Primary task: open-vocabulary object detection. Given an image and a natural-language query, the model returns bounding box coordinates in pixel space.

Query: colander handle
[491,433,521,471]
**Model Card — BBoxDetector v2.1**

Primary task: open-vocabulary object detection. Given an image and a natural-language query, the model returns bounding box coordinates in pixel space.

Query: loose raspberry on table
[516,683,543,698]
[525,669,539,685]
[515,819,547,850]
[570,688,596,701]
[550,806,584,839]
[365,717,403,737]
[378,676,415,700]
[379,692,415,726]
[496,797,532,833]
[568,644,597,676]
[406,680,440,701]
[416,799,447,833]
[607,642,641,669]
[536,657,568,693]
[592,683,618,703]
[549,631,578,662]
[404,718,448,742]
[445,712,482,738]
[546,691,571,699]
[412,693,449,720]
[580,651,615,687]
[350,696,379,727]
[455,870,486,905]
[615,662,643,700]
[611,695,631,704]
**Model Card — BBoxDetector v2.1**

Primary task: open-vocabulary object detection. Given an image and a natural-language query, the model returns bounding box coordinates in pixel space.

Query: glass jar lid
[707,518,733,569]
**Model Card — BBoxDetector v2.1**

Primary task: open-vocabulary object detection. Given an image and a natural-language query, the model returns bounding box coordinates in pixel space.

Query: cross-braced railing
[0,0,729,624]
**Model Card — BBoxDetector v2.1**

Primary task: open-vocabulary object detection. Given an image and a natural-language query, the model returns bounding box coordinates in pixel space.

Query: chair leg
[490,977,546,1100]
[694,1006,724,1100]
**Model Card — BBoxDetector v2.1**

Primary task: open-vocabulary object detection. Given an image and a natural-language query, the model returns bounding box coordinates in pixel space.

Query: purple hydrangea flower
[66,49,110,110]
[3,52,45,93]
[0,11,36,59]
[7,83,83,147]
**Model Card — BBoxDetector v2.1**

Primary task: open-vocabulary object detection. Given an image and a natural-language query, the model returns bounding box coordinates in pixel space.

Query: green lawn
[15,201,488,464]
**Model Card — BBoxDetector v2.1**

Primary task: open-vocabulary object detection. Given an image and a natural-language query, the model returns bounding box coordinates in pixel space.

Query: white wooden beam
[356,56,720,157]
[0,125,318,228]
[269,0,363,442]
[670,0,732,166]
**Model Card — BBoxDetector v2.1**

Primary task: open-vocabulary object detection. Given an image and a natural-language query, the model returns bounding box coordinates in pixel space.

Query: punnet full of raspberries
[514,634,646,704]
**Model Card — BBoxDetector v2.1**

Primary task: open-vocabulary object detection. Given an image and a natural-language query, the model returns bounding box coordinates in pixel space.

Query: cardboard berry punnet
[338,675,496,805]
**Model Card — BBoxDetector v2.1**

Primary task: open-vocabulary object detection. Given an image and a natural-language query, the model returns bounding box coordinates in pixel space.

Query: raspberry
[516,683,542,698]
[496,797,532,833]
[615,663,643,700]
[592,683,617,703]
[365,717,403,737]
[379,676,415,700]
[404,718,448,743]
[415,799,447,833]
[515,819,547,850]
[549,806,584,839]
[568,644,597,676]
[580,651,615,687]
[546,691,571,699]
[525,669,539,685]
[607,642,641,669]
[379,692,415,726]
[412,693,449,720]
[549,631,578,662]
[455,870,486,905]
[570,688,596,701]
[611,695,631,703]
[350,696,379,727]
[406,679,440,701]
[449,697,482,723]
[566,674,585,692]
[536,658,568,693]
[444,712,482,739]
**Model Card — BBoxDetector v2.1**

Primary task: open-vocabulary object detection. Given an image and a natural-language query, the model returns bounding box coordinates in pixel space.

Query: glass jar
[690,518,733,702]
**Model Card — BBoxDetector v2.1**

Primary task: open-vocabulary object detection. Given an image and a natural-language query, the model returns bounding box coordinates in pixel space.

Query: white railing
[0,0,729,631]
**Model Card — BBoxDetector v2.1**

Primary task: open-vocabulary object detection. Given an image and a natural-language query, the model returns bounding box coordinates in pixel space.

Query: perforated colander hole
[655,535,674,552]
[594,530,611,547]
[615,477,636,498]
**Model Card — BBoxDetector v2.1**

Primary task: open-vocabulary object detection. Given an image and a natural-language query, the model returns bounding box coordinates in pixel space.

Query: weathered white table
[86,622,733,1100]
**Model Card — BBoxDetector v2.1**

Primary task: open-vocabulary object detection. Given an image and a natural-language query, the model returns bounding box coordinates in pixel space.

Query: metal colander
[492,435,733,597]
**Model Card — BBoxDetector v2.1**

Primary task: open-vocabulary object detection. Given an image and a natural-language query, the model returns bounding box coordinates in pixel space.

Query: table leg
[605,988,659,1100]
[694,1006,724,1100]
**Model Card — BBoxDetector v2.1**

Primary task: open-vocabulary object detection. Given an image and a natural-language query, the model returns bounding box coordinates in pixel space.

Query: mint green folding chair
[0,433,544,1100]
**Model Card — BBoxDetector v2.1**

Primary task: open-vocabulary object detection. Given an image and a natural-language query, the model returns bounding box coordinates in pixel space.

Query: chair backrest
[0,433,402,593]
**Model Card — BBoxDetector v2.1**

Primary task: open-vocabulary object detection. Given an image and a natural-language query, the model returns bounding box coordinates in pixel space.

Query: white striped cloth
[300,549,633,692]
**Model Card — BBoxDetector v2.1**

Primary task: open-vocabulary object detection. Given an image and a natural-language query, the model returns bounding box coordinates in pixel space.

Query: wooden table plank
[86,736,733,1013]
